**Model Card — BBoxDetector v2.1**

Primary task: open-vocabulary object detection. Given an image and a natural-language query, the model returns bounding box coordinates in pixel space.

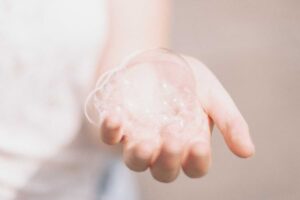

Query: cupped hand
[98,55,255,183]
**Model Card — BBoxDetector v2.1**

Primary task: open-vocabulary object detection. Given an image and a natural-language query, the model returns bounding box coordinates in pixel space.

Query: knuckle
[124,157,144,172]
[185,168,209,178]
[124,147,149,172]
[101,132,118,145]
[151,171,177,183]
[191,143,210,158]
[133,144,153,161]
[163,140,182,156]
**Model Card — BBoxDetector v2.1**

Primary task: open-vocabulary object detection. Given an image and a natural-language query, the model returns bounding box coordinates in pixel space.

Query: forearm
[96,0,171,79]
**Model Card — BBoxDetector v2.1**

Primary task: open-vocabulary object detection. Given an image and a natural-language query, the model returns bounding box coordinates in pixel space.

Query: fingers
[182,116,212,178]
[150,135,183,183]
[204,86,255,158]
[100,114,123,145]
[182,139,211,178]
[184,56,255,158]
[183,141,211,178]
[123,139,158,172]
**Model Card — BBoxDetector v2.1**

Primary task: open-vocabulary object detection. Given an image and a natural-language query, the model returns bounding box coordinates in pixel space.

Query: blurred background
[1,0,299,199]
[137,0,300,199]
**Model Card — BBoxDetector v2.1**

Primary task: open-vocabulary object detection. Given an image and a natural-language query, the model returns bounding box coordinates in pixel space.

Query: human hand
[88,51,255,183]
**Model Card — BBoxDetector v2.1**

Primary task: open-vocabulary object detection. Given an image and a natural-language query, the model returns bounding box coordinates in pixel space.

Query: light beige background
[137,0,300,199]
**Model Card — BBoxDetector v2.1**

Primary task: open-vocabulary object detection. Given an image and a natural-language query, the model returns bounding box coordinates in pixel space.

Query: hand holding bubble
[85,48,255,182]
[85,49,205,142]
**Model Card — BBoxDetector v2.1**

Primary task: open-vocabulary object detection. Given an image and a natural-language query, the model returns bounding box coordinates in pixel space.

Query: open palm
[96,55,255,183]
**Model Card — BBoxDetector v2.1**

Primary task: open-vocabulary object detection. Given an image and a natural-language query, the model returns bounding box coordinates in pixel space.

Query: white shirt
[0,0,114,199]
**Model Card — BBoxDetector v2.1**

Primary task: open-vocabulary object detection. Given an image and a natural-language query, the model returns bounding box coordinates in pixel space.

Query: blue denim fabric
[96,159,140,200]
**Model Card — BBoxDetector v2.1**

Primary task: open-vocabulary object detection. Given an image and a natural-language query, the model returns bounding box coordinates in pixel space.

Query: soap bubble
[85,48,205,140]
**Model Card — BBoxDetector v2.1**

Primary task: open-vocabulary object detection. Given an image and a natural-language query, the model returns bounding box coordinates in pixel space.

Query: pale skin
[97,0,255,183]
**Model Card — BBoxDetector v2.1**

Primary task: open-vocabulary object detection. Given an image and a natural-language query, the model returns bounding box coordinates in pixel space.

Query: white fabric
[0,0,136,199]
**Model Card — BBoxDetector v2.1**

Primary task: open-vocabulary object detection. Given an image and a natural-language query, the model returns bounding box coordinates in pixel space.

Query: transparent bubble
[85,48,205,140]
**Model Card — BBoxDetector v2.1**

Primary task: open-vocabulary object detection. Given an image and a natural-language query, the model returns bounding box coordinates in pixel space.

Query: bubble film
[85,49,205,140]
